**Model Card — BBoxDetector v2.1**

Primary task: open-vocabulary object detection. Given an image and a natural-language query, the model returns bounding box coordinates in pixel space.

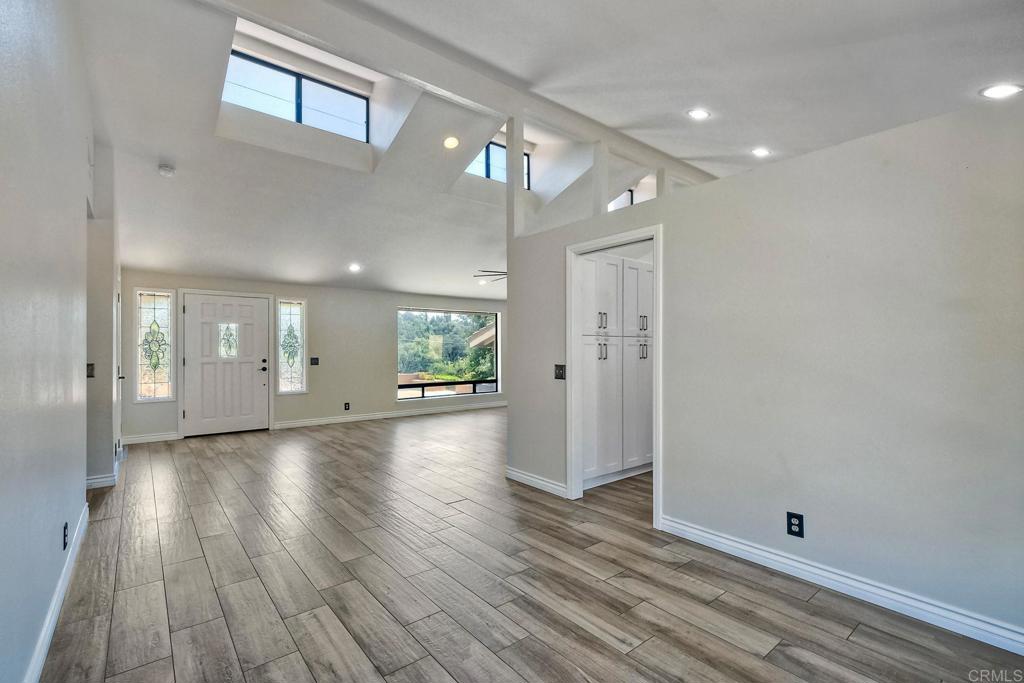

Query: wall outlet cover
[787,512,804,538]
[310,357,320,366]
[554,364,566,380]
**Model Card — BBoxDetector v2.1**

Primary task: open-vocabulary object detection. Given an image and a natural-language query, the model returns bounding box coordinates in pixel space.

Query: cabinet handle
[602,312,607,328]
[597,312,601,329]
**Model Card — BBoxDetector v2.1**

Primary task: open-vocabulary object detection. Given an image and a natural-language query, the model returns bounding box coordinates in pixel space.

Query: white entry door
[182,293,270,436]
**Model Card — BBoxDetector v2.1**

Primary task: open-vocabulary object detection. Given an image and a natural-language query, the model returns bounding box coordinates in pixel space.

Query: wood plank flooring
[45,408,1021,682]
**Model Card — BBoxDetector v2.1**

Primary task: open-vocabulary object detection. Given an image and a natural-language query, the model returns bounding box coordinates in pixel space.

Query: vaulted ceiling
[78,0,1024,298]
[336,0,1024,177]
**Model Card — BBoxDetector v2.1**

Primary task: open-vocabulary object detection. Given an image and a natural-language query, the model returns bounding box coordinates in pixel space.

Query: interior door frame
[565,224,663,529]
[176,288,275,438]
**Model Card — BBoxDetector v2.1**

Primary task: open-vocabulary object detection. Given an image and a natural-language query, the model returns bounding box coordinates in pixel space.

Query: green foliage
[397,310,496,381]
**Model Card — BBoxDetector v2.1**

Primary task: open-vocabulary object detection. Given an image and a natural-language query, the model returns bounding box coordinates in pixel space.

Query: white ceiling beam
[506,117,525,239]
[192,0,716,186]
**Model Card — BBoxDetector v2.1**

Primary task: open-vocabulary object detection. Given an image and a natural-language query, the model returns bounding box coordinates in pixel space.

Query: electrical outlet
[344,402,350,411]
[63,522,69,551]
[310,357,320,366]
[554,364,566,380]
[787,512,804,538]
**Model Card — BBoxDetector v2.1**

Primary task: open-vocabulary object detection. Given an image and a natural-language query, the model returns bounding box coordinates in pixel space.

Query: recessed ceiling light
[980,83,1022,100]
[348,263,362,273]
[443,136,460,149]
[478,279,488,286]
[751,147,772,158]
[687,108,711,121]
[157,163,176,178]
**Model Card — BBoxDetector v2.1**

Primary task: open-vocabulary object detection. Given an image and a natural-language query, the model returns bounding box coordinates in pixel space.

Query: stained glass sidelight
[137,291,173,400]
[278,300,305,393]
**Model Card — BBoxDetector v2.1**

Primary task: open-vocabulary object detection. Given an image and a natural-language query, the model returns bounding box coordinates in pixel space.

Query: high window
[397,309,498,399]
[466,142,530,190]
[136,290,174,401]
[608,189,635,211]
[278,299,306,394]
[222,51,370,143]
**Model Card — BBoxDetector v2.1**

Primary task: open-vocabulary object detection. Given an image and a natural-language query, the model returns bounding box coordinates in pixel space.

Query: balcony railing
[397,379,498,400]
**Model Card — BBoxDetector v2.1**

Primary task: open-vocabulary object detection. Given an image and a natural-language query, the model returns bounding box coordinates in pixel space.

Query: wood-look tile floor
[44,408,1022,682]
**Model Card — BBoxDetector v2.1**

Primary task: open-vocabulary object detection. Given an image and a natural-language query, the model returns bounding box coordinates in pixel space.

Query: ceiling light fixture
[348,263,362,273]
[687,108,711,121]
[157,163,176,178]
[751,147,772,158]
[443,136,460,149]
[478,280,488,286]
[980,83,1022,100]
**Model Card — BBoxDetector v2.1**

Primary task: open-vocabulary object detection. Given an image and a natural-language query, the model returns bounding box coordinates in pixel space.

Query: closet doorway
[565,226,662,527]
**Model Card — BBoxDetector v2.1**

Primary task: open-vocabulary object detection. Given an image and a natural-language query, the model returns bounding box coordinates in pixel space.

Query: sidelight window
[278,299,306,393]
[136,289,174,401]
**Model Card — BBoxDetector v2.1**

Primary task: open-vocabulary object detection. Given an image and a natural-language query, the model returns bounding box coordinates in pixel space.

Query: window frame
[227,50,370,144]
[133,287,176,404]
[276,297,309,395]
[396,307,500,401]
[472,142,531,190]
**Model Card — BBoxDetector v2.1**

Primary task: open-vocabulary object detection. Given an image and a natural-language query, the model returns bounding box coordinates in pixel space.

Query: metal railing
[397,379,498,400]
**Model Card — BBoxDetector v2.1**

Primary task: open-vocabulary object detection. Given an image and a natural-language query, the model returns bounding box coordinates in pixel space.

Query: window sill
[133,397,176,405]
[277,390,309,396]
[397,392,502,402]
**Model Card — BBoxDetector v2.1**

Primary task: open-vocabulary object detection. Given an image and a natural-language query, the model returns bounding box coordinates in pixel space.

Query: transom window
[466,142,531,190]
[222,51,370,143]
[278,299,306,394]
[397,309,498,400]
[136,290,174,401]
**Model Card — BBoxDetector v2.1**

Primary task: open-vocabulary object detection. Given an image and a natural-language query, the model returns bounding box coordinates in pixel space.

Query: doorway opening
[565,226,662,527]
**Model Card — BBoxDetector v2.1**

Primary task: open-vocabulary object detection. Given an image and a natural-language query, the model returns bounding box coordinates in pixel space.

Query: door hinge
[182,410,186,419]
[117,293,120,303]
[182,304,186,314]
[182,357,186,366]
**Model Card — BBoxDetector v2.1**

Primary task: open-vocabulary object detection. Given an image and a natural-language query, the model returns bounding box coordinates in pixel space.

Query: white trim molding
[86,460,120,490]
[23,503,89,683]
[272,400,506,430]
[122,432,182,445]
[584,464,652,491]
[505,467,568,498]
[658,515,1024,656]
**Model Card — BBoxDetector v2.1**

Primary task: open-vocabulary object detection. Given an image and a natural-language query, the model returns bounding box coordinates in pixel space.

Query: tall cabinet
[576,253,654,486]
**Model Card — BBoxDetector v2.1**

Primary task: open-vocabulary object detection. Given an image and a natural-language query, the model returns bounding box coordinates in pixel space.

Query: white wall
[0,1,93,680]
[122,269,506,438]
[507,99,1024,645]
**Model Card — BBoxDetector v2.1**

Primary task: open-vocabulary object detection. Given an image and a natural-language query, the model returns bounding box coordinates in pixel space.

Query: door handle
[117,375,126,380]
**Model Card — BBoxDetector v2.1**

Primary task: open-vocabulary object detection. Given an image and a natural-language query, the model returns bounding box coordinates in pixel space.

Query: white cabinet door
[622,258,642,337]
[580,336,623,479]
[637,263,655,337]
[623,338,654,469]
[597,336,624,475]
[580,336,602,479]
[576,254,601,336]
[183,293,270,436]
[576,253,623,336]
[597,255,623,337]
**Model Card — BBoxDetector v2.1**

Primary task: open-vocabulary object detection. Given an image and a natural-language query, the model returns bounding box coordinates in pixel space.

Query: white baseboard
[658,515,1024,656]
[23,503,89,683]
[86,460,120,490]
[584,464,652,491]
[505,467,568,498]
[122,431,181,445]
[272,400,507,430]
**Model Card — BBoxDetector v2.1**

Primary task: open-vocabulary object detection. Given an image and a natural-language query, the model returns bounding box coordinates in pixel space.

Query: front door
[182,292,270,436]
